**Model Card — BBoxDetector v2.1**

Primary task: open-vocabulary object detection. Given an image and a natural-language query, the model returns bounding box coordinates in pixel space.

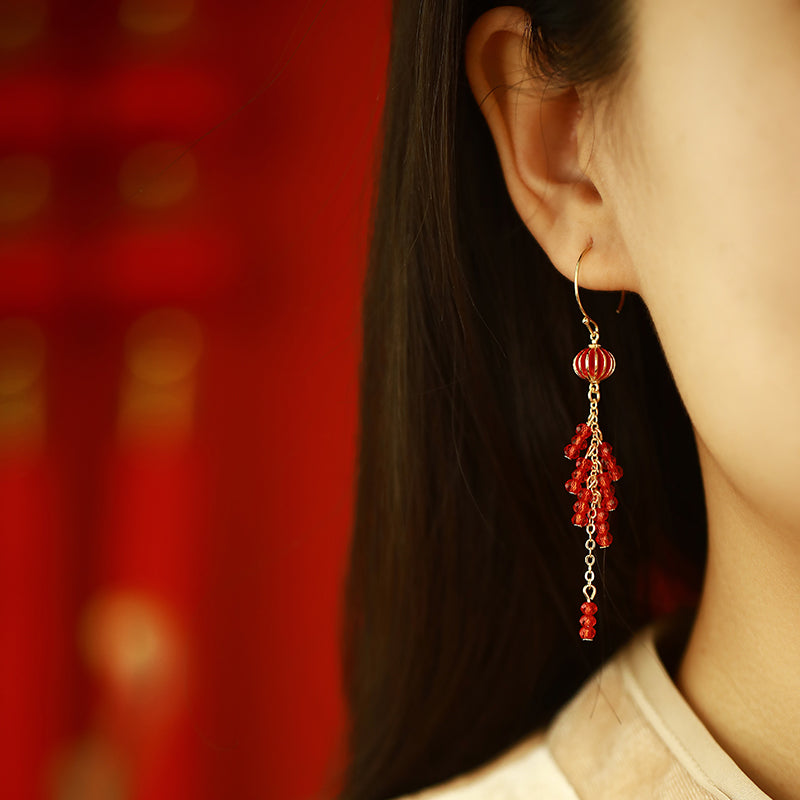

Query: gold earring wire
[574,244,626,338]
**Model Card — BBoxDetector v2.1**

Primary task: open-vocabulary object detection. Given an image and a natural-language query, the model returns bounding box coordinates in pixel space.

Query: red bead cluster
[563,421,592,462]
[579,601,598,640]
[563,424,623,547]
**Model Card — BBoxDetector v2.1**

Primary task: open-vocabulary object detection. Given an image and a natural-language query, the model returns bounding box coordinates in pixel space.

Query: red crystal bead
[579,614,597,627]
[609,465,623,481]
[599,442,612,458]
[576,423,591,438]
[565,479,580,494]
[605,496,618,511]
[594,509,608,523]
[596,531,613,547]
[564,444,580,459]
[573,500,588,513]
[572,346,616,382]
[579,625,596,640]
[581,601,597,615]
[571,512,588,527]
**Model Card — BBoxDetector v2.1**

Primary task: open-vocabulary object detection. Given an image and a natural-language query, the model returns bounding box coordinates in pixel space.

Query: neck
[676,438,800,800]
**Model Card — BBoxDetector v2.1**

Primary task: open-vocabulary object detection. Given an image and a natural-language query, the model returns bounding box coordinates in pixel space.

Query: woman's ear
[464,6,636,292]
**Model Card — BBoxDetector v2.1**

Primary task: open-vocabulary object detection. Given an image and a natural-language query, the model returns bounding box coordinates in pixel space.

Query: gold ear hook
[574,244,626,340]
[574,245,598,339]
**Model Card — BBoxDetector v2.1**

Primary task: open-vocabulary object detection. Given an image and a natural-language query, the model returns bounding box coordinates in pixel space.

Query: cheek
[615,2,800,534]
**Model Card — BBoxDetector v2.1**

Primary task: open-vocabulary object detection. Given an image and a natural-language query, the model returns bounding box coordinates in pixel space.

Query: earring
[563,244,623,641]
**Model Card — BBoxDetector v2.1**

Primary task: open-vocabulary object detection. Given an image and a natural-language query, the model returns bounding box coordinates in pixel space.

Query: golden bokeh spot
[0,155,51,224]
[125,308,203,386]
[0,317,45,448]
[80,590,185,695]
[119,309,202,440]
[47,736,127,800]
[118,0,194,36]
[0,317,46,397]
[0,0,47,51]
[118,142,197,209]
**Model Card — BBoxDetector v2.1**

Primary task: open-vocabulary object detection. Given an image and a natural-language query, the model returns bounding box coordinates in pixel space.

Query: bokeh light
[48,736,128,800]
[118,143,198,210]
[0,0,47,52]
[118,0,195,37]
[119,308,203,439]
[0,155,51,224]
[0,317,45,396]
[79,590,186,702]
[0,317,46,446]
[124,308,203,386]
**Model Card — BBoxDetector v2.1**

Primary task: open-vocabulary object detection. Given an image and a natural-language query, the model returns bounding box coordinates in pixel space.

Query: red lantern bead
[572,346,616,382]
[581,601,597,615]
[579,625,596,640]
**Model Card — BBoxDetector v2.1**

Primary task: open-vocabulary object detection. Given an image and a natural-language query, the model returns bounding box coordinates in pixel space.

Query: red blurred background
[0,1,390,797]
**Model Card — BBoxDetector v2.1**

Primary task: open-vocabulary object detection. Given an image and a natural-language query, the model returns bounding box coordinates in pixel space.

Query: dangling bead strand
[579,601,598,640]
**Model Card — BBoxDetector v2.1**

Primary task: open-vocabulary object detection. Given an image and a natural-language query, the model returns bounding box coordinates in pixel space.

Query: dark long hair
[339,1,706,798]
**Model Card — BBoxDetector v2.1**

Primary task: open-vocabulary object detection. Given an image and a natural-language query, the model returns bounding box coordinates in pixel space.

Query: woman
[339,1,800,798]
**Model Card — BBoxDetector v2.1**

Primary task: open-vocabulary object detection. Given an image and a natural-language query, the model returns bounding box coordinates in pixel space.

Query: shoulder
[392,733,580,800]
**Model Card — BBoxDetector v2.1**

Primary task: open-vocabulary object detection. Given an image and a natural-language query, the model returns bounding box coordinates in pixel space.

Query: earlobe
[464,6,634,292]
